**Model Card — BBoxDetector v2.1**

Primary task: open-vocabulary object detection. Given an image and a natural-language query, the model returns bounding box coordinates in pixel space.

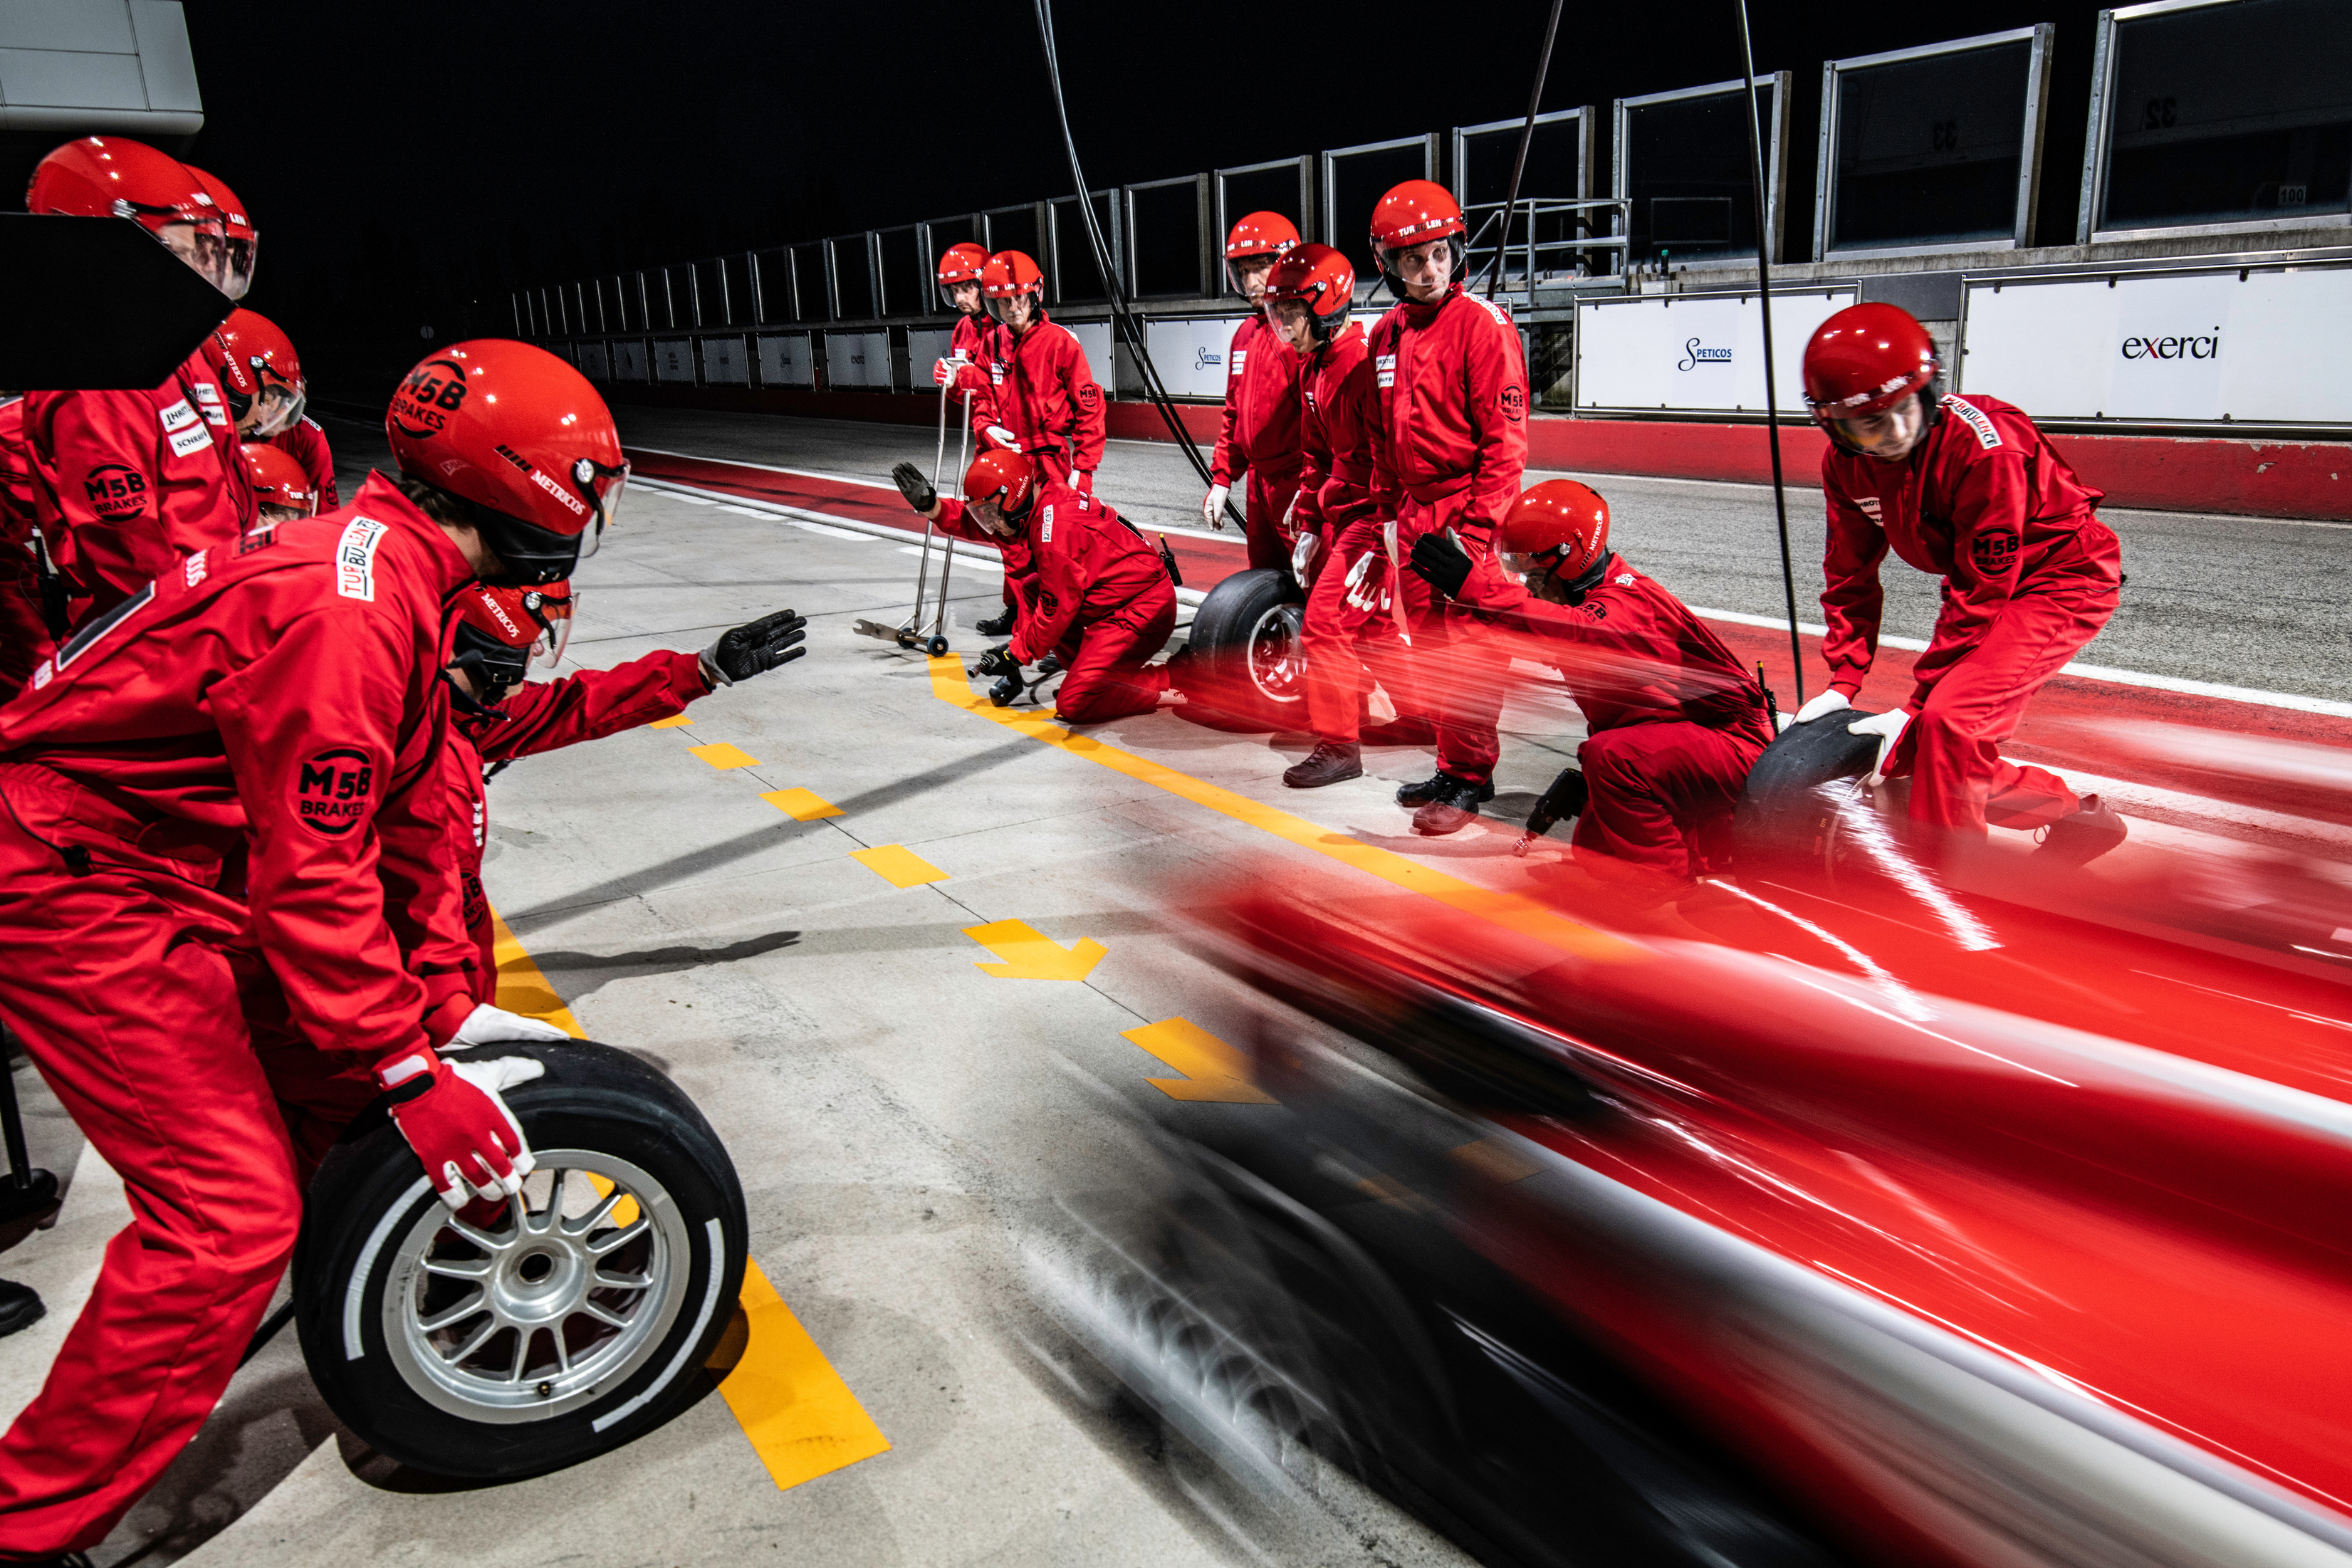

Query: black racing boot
[1283,742,1361,789]
[0,1279,41,1338]
[1396,770,1493,809]
[1412,775,1490,835]
[976,605,1016,638]
[2037,793,2127,866]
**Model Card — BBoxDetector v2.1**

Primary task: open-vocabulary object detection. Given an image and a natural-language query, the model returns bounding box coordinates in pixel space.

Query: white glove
[932,355,966,387]
[1342,550,1389,614]
[1070,469,1094,496]
[1203,484,1229,529]
[1282,493,1300,535]
[1847,708,1911,785]
[1291,530,1321,582]
[445,1002,573,1049]
[1793,689,1851,724]
[983,424,1021,451]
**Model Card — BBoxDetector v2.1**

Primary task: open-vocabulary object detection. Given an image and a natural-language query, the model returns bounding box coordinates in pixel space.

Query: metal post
[1735,0,1807,708]
[1486,0,1567,300]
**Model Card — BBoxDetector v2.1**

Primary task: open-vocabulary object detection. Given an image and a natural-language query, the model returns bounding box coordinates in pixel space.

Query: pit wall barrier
[604,382,2352,522]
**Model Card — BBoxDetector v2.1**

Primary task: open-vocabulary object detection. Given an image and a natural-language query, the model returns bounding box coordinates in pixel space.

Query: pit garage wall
[604,380,2352,522]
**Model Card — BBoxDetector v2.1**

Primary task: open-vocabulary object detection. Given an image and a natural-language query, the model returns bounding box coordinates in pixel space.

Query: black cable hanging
[1031,0,1241,528]
[1733,0,1807,707]
[1485,0,1567,300]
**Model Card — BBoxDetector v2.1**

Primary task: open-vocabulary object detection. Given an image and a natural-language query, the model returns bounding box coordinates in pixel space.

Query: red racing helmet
[1224,211,1300,261]
[182,164,256,299]
[211,308,305,436]
[451,580,572,700]
[385,340,626,585]
[963,447,1036,519]
[936,241,991,310]
[1262,244,1355,325]
[1371,179,1465,253]
[240,442,318,520]
[26,136,232,292]
[1500,480,1611,582]
[981,250,1044,298]
[1802,303,1940,424]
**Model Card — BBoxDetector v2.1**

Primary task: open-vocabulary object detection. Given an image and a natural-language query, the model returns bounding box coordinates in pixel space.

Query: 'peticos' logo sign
[1676,338,1732,371]
[2121,330,2220,360]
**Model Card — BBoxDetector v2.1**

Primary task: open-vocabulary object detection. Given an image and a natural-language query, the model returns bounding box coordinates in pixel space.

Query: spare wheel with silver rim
[1181,567,1307,731]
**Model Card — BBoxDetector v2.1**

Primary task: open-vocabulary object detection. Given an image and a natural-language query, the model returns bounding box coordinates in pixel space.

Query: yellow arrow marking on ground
[763,786,842,820]
[719,1258,892,1491]
[852,844,948,887]
[963,918,1107,981]
[924,652,1632,964]
[690,741,761,769]
[1123,1018,1276,1103]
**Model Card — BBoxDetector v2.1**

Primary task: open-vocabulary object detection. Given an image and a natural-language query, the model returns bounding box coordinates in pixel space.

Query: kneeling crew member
[0,340,618,1560]
[1794,303,2125,864]
[894,450,1176,724]
[1410,480,1773,881]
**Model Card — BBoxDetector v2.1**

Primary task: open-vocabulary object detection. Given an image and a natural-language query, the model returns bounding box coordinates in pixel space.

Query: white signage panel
[1574,288,1856,414]
[756,333,811,387]
[906,327,956,383]
[611,340,649,382]
[825,330,891,389]
[652,338,696,385]
[699,335,748,386]
[1144,315,1249,399]
[1959,267,2352,425]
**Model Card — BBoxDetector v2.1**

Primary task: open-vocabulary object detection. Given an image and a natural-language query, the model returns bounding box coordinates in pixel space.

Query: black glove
[1408,531,1474,600]
[701,609,807,686]
[972,645,1020,679]
[890,461,936,513]
[1525,765,1589,840]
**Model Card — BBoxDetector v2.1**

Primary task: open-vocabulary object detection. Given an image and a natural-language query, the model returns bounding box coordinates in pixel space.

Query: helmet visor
[1225,253,1280,301]
[527,587,575,667]
[246,379,305,439]
[219,233,256,300]
[570,457,627,560]
[939,276,983,313]
[155,217,232,293]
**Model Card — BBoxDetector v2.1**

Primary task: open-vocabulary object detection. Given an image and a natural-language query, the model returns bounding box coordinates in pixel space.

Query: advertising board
[1573,288,1856,414]
[756,333,812,388]
[825,330,892,390]
[1144,316,1250,399]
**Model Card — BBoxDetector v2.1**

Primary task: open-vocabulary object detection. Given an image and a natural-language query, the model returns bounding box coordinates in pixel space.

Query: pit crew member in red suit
[1361,180,1531,835]
[1203,211,1302,570]
[1412,480,1774,882]
[214,307,339,512]
[0,340,622,1560]
[443,582,806,995]
[893,449,1176,723]
[971,250,1104,639]
[1277,245,1428,788]
[1792,303,2126,864]
[21,137,255,622]
[930,242,1017,626]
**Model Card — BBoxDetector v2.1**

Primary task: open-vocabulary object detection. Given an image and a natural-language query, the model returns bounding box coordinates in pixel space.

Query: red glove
[379,1051,540,1209]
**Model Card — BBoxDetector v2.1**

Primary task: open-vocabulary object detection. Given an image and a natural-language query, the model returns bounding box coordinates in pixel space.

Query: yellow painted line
[719,1258,892,1490]
[488,908,587,1038]
[762,786,842,820]
[689,741,761,769]
[850,843,948,887]
[963,918,1106,981]
[1123,1018,1276,1104]
[648,714,694,729]
[923,654,1631,962]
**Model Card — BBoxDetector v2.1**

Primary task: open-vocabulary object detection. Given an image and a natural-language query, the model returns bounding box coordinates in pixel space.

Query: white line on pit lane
[898,545,1004,575]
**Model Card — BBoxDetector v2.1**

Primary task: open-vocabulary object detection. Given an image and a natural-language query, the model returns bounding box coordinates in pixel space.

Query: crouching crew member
[1411,480,1773,882]
[0,340,617,1560]
[1794,303,2126,864]
[1361,180,1530,834]
[443,582,808,991]
[893,450,1176,724]
[1202,211,1302,569]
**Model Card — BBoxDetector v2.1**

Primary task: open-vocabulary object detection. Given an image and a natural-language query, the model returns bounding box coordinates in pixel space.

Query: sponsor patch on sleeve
[1856,495,1883,526]
[1376,352,1397,390]
[158,397,200,434]
[1943,395,2002,451]
[291,746,375,837]
[1500,385,1525,423]
[1970,527,2022,575]
[80,463,150,520]
[167,421,214,459]
[1040,504,1055,543]
[182,550,209,588]
[1230,350,1246,377]
[335,516,387,602]
[1075,382,1101,412]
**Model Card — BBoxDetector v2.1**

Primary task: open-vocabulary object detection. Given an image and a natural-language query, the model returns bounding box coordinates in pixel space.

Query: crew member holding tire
[0,340,619,1562]
[1273,244,1426,788]
[972,249,1103,638]
[1362,180,1531,833]
[214,306,339,512]
[20,137,256,625]
[1203,212,1302,570]
[1792,303,2126,864]
[442,580,808,992]
[1411,480,1774,883]
[894,449,1176,723]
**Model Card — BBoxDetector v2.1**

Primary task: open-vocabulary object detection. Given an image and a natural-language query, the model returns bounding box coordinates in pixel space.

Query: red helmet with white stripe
[1802,303,1940,422]
[1500,480,1611,583]
[240,442,318,521]
[211,308,305,437]
[1369,179,1467,298]
[936,242,991,310]
[26,136,234,293]
[1223,211,1300,300]
[1262,244,1355,324]
[451,580,575,701]
[962,447,1036,521]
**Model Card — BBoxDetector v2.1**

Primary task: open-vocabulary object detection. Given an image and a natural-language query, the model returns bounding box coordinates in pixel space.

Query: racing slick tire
[292,1040,748,1480]
[1730,710,1884,879]
[1182,568,1307,731]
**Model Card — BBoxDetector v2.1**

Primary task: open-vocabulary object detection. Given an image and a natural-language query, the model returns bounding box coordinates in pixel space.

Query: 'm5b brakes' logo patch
[82,464,150,520]
[293,746,375,836]
[1971,528,2022,574]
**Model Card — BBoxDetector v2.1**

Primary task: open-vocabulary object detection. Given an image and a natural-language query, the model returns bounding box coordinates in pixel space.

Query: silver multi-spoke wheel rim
[1246,602,1307,704]
[381,1149,691,1423]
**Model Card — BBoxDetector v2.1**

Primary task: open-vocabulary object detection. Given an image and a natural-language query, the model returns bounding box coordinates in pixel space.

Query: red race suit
[1819,392,2123,835]
[1297,322,1422,743]
[449,650,713,997]
[1209,314,1303,571]
[939,476,1174,724]
[23,345,255,623]
[1367,283,1529,782]
[0,399,53,701]
[261,413,340,512]
[1454,552,1773,880]
[984,310,1105,489]
[0,472,476,1557]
